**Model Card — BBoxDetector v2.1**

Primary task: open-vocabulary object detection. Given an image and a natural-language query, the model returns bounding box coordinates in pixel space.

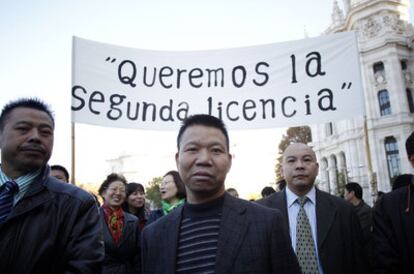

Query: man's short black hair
[51,165,69,181]
[345,182,363,200]
[177,114,229,150]
[406,131,414,157]
[0,97,54,131]
[392,174,413,191]
[261,186,276,198]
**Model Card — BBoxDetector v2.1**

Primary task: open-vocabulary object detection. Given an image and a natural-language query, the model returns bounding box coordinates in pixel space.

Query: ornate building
[311,0,414,204]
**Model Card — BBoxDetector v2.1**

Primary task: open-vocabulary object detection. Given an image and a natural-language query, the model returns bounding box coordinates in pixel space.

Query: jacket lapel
[215,194,249,274]
[275,191,290,232]
[119,213,136,247]
[161,206,182,274]
[8,174,53,220]
[316,189,336,249]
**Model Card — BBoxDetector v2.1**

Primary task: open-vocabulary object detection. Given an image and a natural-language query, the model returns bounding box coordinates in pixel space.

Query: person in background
[123,182,149,231]
[373,131,414,273]
[98,173,141,274]
[51,164,69,183]
[344,182,373,245]
[0,98,103,273]
[226,187,239,198]
[147,170,186,224]
[261,186,276,198]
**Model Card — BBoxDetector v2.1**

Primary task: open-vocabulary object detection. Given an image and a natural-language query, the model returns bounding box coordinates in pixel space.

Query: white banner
[72,32,364,130]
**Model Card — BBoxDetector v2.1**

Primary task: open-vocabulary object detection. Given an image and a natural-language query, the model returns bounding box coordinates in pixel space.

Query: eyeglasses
[107,187,126,193]
[160,181,174,187]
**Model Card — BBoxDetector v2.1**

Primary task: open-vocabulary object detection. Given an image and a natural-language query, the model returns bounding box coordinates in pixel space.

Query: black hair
[126,182,145,196]
[277,179,286,191]
[123,182,147,220]
[51,165,69,181]
[345,182,363,199]
[406,131,414,156]
[164,170,186,199]
[98,173,127,197]
[0,98,54,131]
[177,114,229,150]
[261,186,276,197]
[392,174,414,191]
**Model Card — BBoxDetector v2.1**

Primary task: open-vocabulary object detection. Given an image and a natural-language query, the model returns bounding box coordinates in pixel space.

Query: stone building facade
[311,0,414,204]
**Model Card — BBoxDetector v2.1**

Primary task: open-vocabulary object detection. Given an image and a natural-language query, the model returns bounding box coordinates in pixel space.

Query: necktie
[296,196,319,274]
[0,181,19,223]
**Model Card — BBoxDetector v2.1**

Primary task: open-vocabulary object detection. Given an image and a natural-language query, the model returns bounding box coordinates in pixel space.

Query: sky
[0,0,413,198]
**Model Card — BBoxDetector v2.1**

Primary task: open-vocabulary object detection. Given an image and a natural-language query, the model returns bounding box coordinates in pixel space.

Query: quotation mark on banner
[341,82,352,90]
[105,57,116,63]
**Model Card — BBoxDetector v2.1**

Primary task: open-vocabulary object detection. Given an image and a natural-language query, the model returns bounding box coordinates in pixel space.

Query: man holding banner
[0,98,104,273]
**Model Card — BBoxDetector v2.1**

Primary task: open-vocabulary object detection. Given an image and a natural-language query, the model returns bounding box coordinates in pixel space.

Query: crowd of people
[0,97,413,274]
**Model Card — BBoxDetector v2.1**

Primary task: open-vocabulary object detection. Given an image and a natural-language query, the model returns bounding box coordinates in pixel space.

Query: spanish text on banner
[71,32,364,130]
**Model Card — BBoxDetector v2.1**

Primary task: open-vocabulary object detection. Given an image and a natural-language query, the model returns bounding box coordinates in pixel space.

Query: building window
[401,59,408,71]
[378,90,391,116]
[384,137,401,181]
[326,122,334,136]
[373,61,386,84]
[407,89,414,113]
[373,62,385,74]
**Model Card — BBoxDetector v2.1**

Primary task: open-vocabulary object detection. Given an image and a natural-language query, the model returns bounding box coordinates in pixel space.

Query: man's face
[51,169,68,183]
[409,154,414,169]
[0,107,54,178]
[344,189,354,202]
[282,143,319,196]
[176,125,232,204]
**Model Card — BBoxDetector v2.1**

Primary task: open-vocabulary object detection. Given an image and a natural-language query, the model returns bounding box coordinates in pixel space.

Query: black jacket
[0,167,104,273]
[101,208,141,274]
[372,183,414,274]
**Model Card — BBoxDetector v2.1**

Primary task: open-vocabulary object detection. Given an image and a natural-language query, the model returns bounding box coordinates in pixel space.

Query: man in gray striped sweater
[142,114,301,274]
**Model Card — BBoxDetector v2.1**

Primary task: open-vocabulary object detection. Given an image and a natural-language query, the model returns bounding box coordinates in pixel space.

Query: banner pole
[71,122,76,185]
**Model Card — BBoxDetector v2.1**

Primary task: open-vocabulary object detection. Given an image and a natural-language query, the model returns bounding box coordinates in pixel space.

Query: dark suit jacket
[258,188,369,274]
[100,208,141,274]
[141,193,301,274]
[372,183,414,274]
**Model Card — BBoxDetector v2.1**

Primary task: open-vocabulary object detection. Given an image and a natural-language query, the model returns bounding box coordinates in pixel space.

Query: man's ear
[227,153,232,173]
[175,152,179,169]
[409,154,414,169]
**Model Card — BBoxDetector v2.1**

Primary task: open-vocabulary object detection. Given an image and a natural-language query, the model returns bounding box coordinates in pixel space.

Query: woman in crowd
[123,182,149,231]
[98,173,141,274]
[147,170,186,224]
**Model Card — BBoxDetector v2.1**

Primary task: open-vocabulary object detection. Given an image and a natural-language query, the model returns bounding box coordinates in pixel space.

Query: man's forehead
[182,125,225,139]
[8,107,53,124]
[283,143,316,158]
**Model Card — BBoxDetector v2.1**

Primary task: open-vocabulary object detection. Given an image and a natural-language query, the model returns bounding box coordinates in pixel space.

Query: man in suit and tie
[142,114,301,274]
[258,143,368,274]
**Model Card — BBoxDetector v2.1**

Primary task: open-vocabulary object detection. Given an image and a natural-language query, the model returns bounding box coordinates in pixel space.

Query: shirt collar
[0,167,42,188]
[286,185,316,208]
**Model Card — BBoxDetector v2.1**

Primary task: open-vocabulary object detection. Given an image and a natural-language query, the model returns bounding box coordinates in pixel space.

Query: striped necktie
[0,181,19,223]
[296,196,319,274]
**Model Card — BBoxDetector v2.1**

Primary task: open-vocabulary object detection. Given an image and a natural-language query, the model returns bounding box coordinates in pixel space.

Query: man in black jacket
[0,98,104,273]
[142,114,300,274]
[373,131,414,274]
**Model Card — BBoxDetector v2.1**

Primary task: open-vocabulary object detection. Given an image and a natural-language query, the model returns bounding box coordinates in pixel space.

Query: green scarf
[162,199,185,215]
